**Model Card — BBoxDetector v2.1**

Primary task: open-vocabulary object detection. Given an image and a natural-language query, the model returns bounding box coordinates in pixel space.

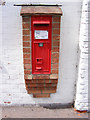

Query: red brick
[37,87,55,90]
[52,64,58,69]
[52,47,59,52]
[24,64,30,69]
[27,84,44,88]
[27,85,32,89]
[23,36,30,41]
[51,79,58,83]
[25,84,30,88]
[23,30,30,35]
[32,80,37,83]
[24,75,28,79]
[22,17,30,22]
[44,80,50,83]
[25,86,28,91]
[53,29,60,35]
[33,94,50,98]
[24,69,30,74]
[52,70,58,74]
[53,16,60,22]
[23,42,30,47]
[51,83,57,87]
[52,53,59,58]
[34,87,44,90]
[53,35,60,41]
[25,79,33,84]
[23,54,30,58]
[32,80,50,84]
[33,75,49,79]
[52,23,60,28]
[37,84,44,87]
[52,58,59,63]
[37,79,45,83]
[28,90,42,94]
[53,41,60,46]
[23,59,30,64]
[42,89,56,93]
[45,83,52,87]
[29,83,37,87]
[23,48,30,53]
[51,86,57,89]
[23,23,30,29]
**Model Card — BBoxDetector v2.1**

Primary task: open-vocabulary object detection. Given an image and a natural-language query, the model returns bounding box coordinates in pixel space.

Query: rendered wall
[75,0,88,111]
[0,0,81,105]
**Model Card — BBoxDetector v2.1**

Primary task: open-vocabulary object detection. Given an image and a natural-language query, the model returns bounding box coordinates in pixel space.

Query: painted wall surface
[75,0,88,111]
[0,0,82,105]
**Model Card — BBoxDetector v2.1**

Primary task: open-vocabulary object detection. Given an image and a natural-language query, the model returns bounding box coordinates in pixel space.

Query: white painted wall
[75,0,88,111]
[0,0,82,105]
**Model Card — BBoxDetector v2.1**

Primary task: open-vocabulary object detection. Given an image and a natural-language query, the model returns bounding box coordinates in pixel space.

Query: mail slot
[31,16,52,74]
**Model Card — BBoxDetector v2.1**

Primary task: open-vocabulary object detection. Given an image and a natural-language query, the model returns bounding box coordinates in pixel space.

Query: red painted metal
[33,21,50,24]
[31,16,52,74]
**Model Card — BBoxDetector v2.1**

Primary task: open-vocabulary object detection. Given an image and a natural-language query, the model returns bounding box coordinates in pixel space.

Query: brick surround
[22,15,61,98]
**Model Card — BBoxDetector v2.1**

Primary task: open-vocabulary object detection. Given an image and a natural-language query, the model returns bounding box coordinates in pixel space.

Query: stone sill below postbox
[20,5,62,98]
[24,74,58,80]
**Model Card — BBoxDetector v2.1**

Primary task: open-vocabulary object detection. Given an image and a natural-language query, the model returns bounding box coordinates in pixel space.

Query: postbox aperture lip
[33,21,50,24]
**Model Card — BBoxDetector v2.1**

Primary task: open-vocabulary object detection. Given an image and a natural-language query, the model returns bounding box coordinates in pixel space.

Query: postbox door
[31,16,52,74]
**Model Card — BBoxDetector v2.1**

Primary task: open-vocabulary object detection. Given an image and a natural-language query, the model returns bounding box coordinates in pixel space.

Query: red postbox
[21,6,62,97]
[31,16,52,74]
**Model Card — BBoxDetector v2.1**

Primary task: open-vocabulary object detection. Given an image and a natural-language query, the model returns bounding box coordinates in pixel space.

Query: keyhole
[37,59,39,62]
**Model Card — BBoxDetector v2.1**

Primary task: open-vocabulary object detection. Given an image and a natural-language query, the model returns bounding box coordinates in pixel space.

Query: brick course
[23,42,30,47]
[23,59,31,64]
[22,17,30,22]
[23,54,30,58]
[24,64,31,69]
[23,36,30,41]
[23,23,30,29]
[33,94,50,98]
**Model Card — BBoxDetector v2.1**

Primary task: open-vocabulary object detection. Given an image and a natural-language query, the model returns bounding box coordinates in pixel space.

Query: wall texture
[75,0,88,111]
[0,1,81,106]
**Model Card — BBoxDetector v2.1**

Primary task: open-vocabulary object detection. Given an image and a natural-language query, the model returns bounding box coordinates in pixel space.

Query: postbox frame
[31,16,52,74]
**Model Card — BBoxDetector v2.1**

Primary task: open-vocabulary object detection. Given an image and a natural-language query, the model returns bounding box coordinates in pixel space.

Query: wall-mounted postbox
[20,5,62,98]
[31,16,52,74]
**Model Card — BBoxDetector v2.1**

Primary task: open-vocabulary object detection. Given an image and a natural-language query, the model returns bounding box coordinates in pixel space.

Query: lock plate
[35,30,48,39]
